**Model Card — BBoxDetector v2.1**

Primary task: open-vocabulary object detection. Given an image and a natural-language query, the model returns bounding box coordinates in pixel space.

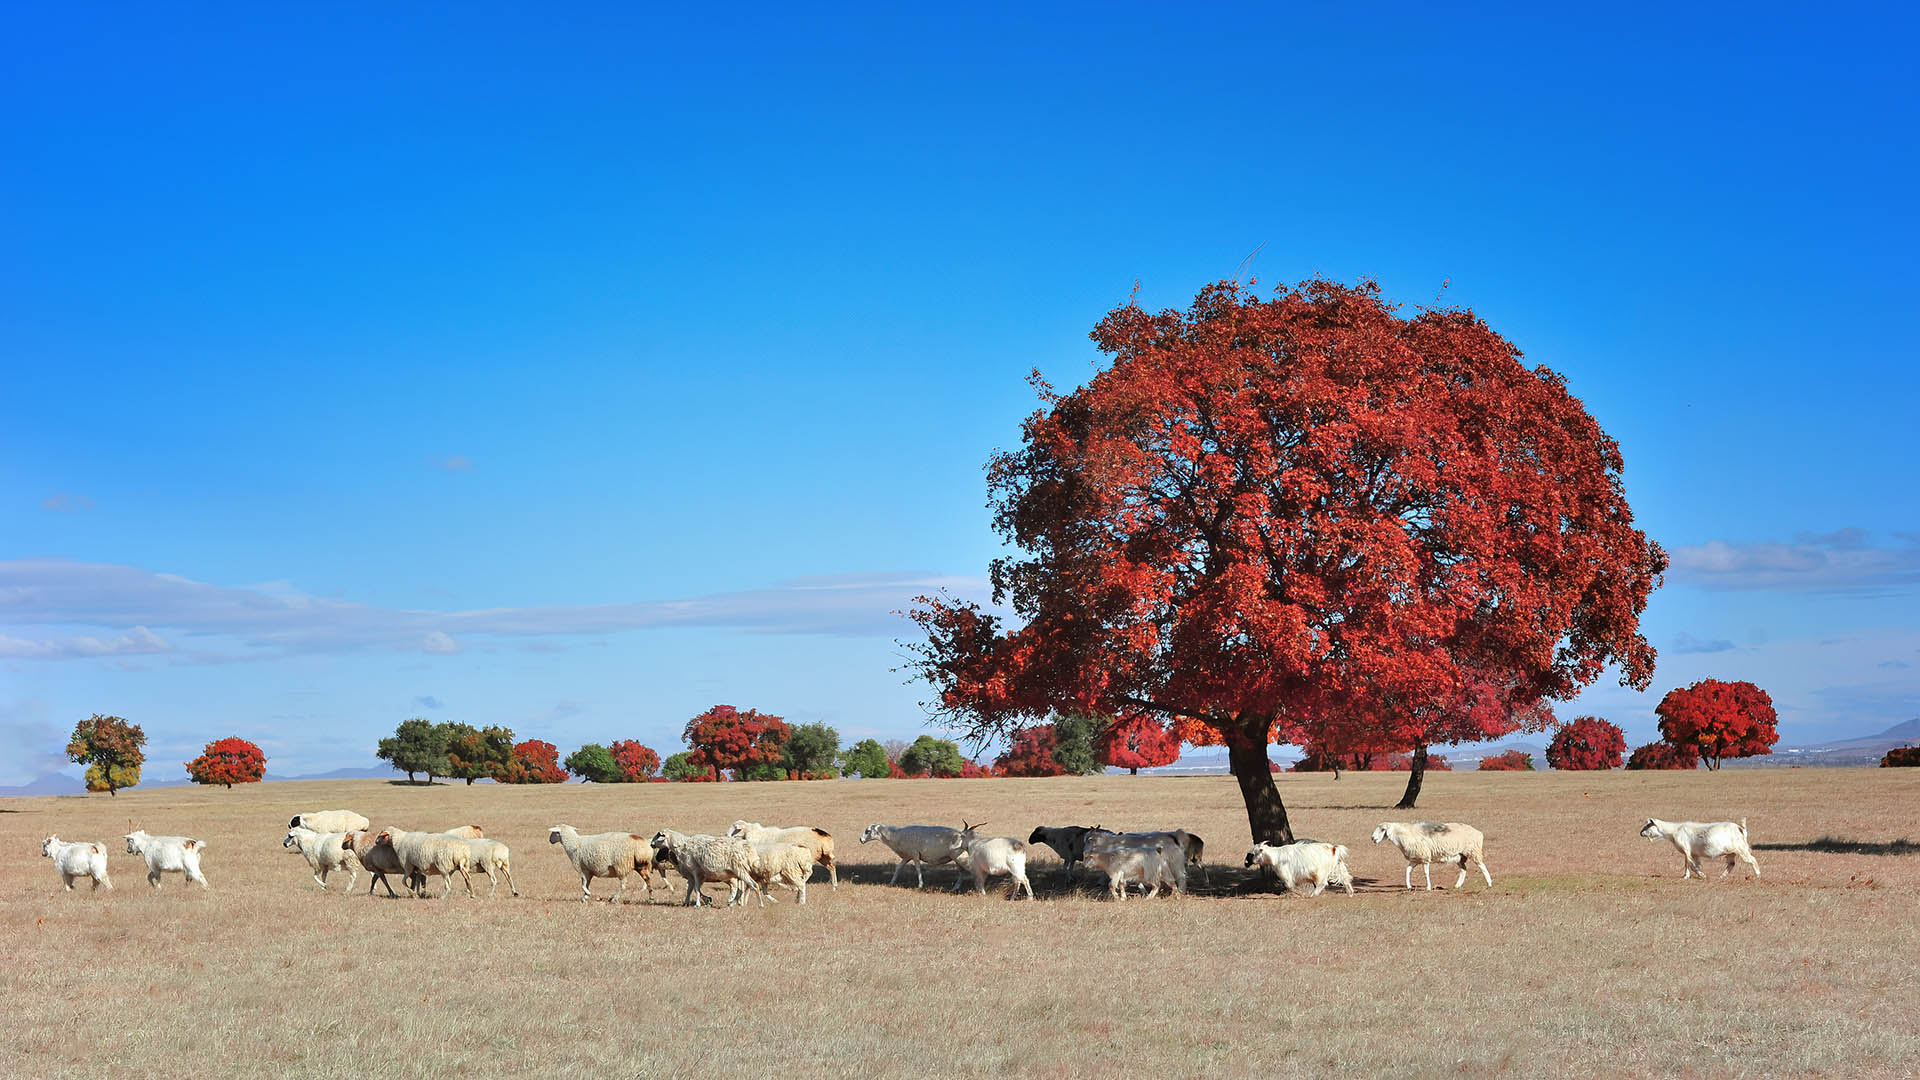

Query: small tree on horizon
[1096,713,1181,775]
[1545,717,1627,771]
[1655,679,1779,770]
[782,722,842,779]
[997,726,1067,777]
[1626,741,1698,770]
[900,734,965,778]
[185,737,267,788]
[661,750,705,782]
[67,714,146,797]
[564,743,621,782]
[609,740,661,782]
[445,723,515,784]
[1478,749,1535,771]
[684,705,792,782]
[500,739,566,784]
[377,717,451,784]
[843,738,891,779]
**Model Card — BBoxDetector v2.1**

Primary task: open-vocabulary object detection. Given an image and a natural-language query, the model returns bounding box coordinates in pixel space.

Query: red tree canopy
[1545,716,1627,770]
[1626,740,1697,770]
[609,740,661,782]
[500,739,566,784]
[184,737,266,788]
[683,705,790,782]
[909,279,1665,843]
[997,725,1068,777]
[1096,713,1181,774]
[1655,679,1778,770]
[1478,749,1535,771]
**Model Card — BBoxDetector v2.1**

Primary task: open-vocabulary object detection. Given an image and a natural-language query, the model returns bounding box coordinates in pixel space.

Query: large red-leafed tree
[909,279,1665,844]
[609,740,661,782]
[184,737,267,788]
[683,705,791,782]
[1097,713,1181,774]
[1545,716,1627,770]
[499,739,567,784]
[1654,678,1778,770]
[997,725,1068,776]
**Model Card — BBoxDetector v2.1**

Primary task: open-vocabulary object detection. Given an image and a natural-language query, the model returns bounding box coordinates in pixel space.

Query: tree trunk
[1227,739,1293,844]
[1395,743,1429,809]
[1129,767,1139,776]
[407,771,416,783]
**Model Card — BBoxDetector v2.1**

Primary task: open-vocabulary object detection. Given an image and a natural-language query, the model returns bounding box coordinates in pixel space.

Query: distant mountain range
[0,764,395,798]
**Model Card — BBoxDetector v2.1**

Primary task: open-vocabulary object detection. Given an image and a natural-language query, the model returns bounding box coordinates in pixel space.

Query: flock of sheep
[35,807,1762,901]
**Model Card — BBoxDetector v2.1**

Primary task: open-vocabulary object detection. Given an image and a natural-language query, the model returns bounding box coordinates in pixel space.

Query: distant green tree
[900,735,965,778]
[783,722,842,779]
[843,738,891,779]
[661,751,702,781]
[736,760,787,781]
[67,714,146,797]
[376,717,451,783]
[1050,712,1106,775]
[565,743,621,782]
[445,723,515,784]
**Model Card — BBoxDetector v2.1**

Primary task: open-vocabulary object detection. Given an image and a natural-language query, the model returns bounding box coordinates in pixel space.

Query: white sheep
[649,829,759,907]
[462,837,518,897]
[546,825,662,903]
[742,841,818,905]
[1245,841,1354,897]
[371,828,474,899]
[1371,821,1492,891]
[340,829,408,898]
[1640,818,1759,880]
[858,823,964,888]
[123,830,210,889]
[42,836,112,892]
[440,824,486,839]
[289,810,370,835]
[1082,836,1183,900]
[727,820,838,888]
[954,822,1033,900]
[283,827,360,892]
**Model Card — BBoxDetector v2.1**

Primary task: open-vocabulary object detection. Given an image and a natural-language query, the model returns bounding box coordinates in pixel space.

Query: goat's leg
[1743,851,1761,878]
[889,858,905,886]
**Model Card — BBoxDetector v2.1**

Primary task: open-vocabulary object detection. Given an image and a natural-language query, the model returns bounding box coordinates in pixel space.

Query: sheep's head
[1243,845,1270,869]
[282,831,300,850]
[725,821,757,838]
[1370,825,1390,845]
[648,830,673,852]
[547,826,570,846]
[372,829,396,847]
[858,824,883,844]
[41,837,58,857]
[1638,819,1662,839]
[340,833,358,852]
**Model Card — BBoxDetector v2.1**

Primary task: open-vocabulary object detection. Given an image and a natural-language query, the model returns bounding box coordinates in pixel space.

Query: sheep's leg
[504,864,519,897]
[1477,859,1493,887]
[612,872,630,905]
[1454,857,1470,890]
[1403,864,1413,890]
[1422,863,1434,891]
[1742,851,1760,878]
[580,873,595,902]
[458,866,474,899]
[343,867,357,894]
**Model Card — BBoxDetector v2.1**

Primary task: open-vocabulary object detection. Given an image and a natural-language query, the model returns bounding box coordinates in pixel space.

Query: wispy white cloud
[41,493,95,513]
[441,455,473,472]
[1670,632,1735,655]
[0,559,984,664]
[1668,529,1920,593]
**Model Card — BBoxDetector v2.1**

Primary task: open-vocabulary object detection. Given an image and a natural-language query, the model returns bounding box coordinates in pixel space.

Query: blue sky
[4,6,1917,783]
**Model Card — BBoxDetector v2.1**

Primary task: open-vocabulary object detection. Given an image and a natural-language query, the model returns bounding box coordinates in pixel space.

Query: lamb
[283,827,360,892]
[371,828,474,899]
[1371,821,1492,891]
[1640,818,1760,880]
[858,823,964,888]
[461,837,518,897]
[649,829,760,907]
[546,825,662,903]
[289,810,370,835]
[42,836,112,892]
[340,829,408,898]
[953,822,1034,900]
[726,820,838,888]
[1082,836,1183,900]
[123,829,210,889]
[1244,841,1354,897]
[1027,825,1109,883]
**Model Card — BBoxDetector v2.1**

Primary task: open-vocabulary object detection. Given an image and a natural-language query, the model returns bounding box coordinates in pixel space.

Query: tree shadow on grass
[384,779,445,787]
[1752,836,1918,856]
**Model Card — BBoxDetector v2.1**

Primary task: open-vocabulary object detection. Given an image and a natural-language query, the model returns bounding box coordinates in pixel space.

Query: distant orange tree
[499,739,566,784]
[684,705,791,782]
[185,737,266,788]
[1478,749,1534,771]
[610,740,661,782]
[1655,679,1778,770]
[68,714,146,796]
[1880,746,1920,768]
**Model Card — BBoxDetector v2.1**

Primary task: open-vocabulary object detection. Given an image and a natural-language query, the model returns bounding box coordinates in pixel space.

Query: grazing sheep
[1027,825,1109,883]
[289,810,370,835]
[283,827,359,892]
[1244,841,1354,897]
[371,828,474,899]
[340,830,408,898]
[1640,818,1760,880]
[858,823,964,888]
[123,830,210,889]
[726,821,838,888]
[742,841,819,905]
[1083,830,1198,895]
[461,837,518,897]
[42,836,112,892]
[1371,822,1492,891]
[1082,836,1183,900]
[546,825,662,903]
[954,822,1033,900]
[649,829,759,907]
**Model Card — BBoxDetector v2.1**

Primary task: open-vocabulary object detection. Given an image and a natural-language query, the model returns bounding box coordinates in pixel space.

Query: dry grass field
[4,768,1916,1079]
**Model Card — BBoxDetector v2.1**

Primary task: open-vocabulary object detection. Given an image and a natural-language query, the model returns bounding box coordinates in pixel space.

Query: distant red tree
[997,726,1068,777]
[609,740,660,782]
[499,739,566,784]
[1655,679,1778,770]
[959,758,1000,778]
[683,705,790,782]
[1545,717,1627,771]
[1626,741,1697,770]
[1881,746,1920,768]
[1478,749,1534,771]
[184,737,266,788]
[1291,750,1450,773]
[1096,713,1181,775]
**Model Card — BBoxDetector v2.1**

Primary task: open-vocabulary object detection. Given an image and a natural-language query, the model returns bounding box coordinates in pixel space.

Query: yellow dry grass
[4,768,1917,1079]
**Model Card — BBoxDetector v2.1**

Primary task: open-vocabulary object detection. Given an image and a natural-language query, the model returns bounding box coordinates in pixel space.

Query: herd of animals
[34,809,1763,902]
